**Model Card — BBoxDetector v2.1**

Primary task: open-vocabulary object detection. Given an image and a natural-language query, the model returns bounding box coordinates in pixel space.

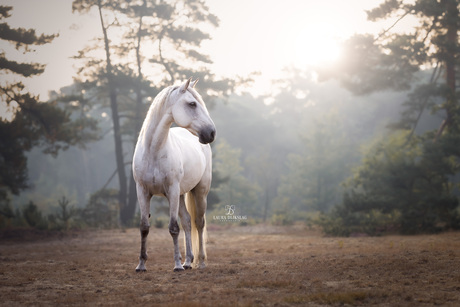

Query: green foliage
[207,150,229,211]
[22,201,47,229]
[271,213,294,226]
[0,55,44,77]
[4,1,459,236]
[209,68,407,224]
[321,131,460,235]
[324,0,459,97]
[2,193,119,231]
[322,33,420,95]
[366,0,402,21]
[269,196,295,226]
[275,111,357,213]
[153,216,168,229]
[69,0,244,226]
[0,6,98,206]
[0,201,15,228]
[47,196,78,230]
[317,202,402,237]
[79,189,120,229]
[0,202,14,218]
[211,140,260,217]
[317,0,460,236]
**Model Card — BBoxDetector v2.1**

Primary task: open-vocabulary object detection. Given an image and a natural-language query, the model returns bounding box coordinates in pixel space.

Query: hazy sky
[1,0,395,99]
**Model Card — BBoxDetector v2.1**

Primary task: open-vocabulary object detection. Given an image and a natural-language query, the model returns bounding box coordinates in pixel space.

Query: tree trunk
[436,0,458,139]
[125,4,147,225]
[445,0,458,129]
[316,173,322,212]
[98,0,128,225]
[262,186,269,222]
[124,86,143,224]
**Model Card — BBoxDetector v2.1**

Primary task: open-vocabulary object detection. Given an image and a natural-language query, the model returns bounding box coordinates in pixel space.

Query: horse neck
[140,91,174,154]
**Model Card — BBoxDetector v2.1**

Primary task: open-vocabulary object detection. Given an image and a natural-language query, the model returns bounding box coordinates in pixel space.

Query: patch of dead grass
[285,291,367,305]
[1,227,460,306]
[237,279,294,289]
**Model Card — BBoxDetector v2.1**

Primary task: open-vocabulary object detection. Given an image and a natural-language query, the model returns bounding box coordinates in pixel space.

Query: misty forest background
[1,0,460,236]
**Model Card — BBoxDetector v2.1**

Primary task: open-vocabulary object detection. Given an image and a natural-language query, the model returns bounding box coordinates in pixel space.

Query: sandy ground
[1,224,460,306]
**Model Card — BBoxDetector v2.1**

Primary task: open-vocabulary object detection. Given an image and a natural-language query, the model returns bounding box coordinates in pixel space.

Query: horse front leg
[136,185,151,272]
[167,187,184,272]
[179,195,193,269]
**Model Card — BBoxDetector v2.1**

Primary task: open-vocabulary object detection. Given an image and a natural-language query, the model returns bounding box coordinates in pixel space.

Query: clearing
[1,224,460,306]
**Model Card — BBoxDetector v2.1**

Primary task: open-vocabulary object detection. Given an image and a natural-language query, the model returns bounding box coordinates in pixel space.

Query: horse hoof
[135,263,147,272]
[183,265,192,270]
[173,267,185,272]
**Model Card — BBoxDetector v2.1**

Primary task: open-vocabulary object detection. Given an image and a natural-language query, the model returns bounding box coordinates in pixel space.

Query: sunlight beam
[278,18,342,69]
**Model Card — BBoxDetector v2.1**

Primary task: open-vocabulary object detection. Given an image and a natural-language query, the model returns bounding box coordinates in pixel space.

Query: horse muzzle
[198,126,216,144]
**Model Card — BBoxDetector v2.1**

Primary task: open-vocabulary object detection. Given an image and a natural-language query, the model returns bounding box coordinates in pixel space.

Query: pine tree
[320,0,460,234]
[71,0,243,225]
[0,6,98,211]
[326,0,459,135]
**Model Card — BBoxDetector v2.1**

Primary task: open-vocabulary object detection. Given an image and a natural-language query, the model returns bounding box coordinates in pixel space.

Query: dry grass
[285,291,367,305]
[1,224,460,306]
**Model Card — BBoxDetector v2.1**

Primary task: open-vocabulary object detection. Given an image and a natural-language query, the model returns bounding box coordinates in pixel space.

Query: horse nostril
[198,127,216,144]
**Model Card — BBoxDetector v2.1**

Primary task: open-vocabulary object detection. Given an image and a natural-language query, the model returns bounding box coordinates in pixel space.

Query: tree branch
[101,161,133,190]
[375,10,413,41]
[158,36,175,83]
[405,62,442,144]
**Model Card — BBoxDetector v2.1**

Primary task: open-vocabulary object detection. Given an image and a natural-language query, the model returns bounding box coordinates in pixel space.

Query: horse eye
[188,101,197,108]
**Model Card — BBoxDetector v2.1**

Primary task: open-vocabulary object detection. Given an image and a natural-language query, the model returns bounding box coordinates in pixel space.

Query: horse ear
[180,78,192,93]
[191,78,199,88]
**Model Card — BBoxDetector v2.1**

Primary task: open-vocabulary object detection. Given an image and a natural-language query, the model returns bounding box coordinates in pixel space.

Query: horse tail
[185,192,207,265]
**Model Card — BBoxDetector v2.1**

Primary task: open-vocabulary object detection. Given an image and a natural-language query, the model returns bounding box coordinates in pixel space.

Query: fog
[1,0,459,235]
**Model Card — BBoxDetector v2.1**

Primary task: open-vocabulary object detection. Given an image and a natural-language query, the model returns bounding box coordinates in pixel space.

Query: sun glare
[280,20,342,68]
[296,29,341,66]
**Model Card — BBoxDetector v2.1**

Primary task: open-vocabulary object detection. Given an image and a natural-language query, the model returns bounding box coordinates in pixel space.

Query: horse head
[170,78,216,144]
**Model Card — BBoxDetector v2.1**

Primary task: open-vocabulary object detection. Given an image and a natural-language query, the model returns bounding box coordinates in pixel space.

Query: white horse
[132,78,216,272]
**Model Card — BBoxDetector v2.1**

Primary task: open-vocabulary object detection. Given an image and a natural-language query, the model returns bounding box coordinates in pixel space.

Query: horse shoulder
[169,128,208,193]
[172,130,206,167]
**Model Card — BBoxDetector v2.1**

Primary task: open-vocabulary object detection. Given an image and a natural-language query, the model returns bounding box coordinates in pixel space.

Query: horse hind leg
[136,185,151,272]
[191,190,207,269]
[179,195,194,269]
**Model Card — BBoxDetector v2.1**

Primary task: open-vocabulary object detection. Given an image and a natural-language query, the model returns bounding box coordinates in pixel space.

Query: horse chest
[147,172,166,195]
[138,157,182,195]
